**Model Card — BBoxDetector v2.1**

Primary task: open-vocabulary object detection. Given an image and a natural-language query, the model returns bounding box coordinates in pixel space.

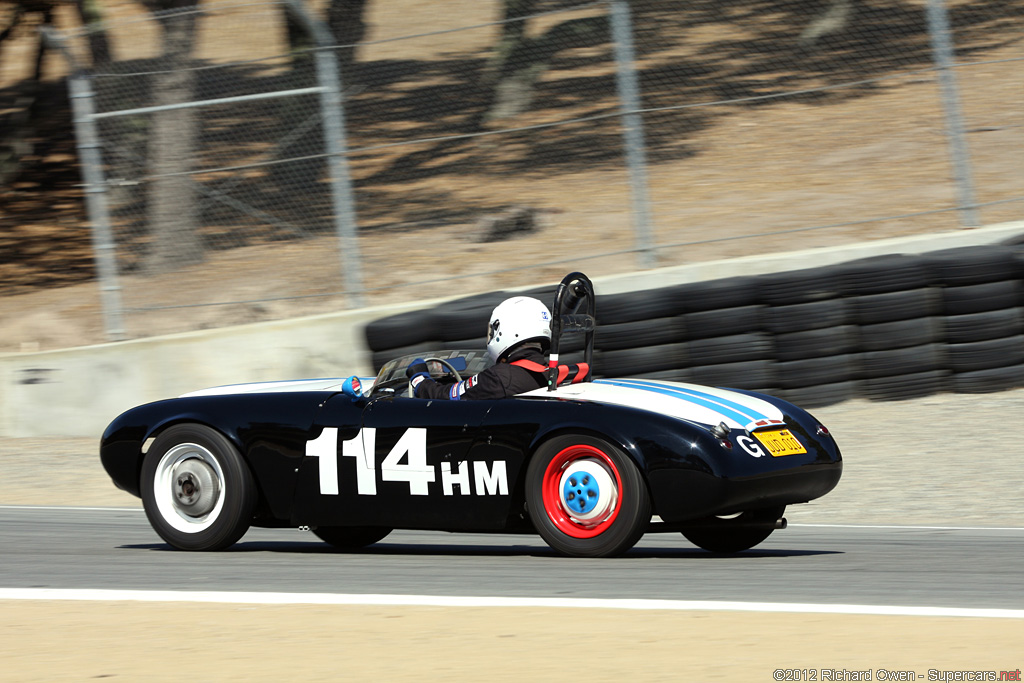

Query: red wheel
[526,435,650,557]
[540,444,623,539]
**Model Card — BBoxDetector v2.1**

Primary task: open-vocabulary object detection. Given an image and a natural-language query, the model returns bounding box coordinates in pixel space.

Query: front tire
[681,505,786,553]
[141,424,256,551]
[526,435,651,557]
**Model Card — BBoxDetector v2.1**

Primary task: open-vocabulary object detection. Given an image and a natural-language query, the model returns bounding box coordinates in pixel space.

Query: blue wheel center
[562,470,600,514]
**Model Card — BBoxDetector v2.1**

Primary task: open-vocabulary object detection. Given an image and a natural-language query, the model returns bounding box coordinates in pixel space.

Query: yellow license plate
[754,429,807,457]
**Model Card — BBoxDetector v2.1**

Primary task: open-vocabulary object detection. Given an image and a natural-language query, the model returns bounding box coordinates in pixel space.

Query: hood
[519,378,786,432]
[180,377,375,398]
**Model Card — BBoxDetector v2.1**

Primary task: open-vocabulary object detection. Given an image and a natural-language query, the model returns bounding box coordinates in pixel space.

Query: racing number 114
[305,427,508,497]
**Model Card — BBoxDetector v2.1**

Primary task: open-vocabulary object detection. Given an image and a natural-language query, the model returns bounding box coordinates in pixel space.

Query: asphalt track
[2,506,1023,611]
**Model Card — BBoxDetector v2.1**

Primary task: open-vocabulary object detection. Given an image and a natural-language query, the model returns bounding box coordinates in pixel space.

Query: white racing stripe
[521,379,786,431]
[1,588,1023,618]
[179,377,376,398]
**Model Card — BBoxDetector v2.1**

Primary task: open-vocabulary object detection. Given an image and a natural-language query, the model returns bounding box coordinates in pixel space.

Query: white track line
[0,505,142,512]
[1,588,1023,618]
[789,523,1024,531]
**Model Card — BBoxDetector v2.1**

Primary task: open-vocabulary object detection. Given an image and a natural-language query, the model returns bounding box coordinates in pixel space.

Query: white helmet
[486,296,552,363]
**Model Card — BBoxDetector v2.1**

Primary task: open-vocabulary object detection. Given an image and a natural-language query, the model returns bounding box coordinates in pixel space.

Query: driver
[406,296,552,400]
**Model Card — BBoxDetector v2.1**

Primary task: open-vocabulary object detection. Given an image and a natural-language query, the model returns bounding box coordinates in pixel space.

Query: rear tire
[526,435,651,558]
[313,526,391,550]
[141,424,256,551]
[682,505,785,553]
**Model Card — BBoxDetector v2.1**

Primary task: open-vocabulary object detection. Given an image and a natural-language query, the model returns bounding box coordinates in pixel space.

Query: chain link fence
[49,0,1024,341]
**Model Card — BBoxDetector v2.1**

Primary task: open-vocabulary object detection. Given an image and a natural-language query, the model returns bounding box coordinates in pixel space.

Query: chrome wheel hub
[172,457,220,517]
[153,442,226,533]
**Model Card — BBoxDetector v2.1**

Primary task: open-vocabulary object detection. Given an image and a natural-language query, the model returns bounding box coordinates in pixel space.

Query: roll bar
[548,272,596,391]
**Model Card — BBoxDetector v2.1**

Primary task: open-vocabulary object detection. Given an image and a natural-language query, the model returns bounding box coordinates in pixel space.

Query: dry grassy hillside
[1,1,1021,350]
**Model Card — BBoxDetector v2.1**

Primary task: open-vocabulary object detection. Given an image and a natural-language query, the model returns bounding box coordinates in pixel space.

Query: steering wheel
[408,357,464,397]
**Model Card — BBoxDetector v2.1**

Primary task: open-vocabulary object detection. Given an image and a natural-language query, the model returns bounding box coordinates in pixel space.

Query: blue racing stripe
[594,378,770,425]
[608,378,772,423]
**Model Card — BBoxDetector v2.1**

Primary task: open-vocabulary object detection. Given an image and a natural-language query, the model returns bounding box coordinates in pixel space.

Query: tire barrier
[858,317,942,352]
[836,253,933,296]
[596,317,683,351]
[848,288,941,325]
[943,308,1024,344]
[364,239,1024,407]
[684,305,763,340]
[774,325,859,362]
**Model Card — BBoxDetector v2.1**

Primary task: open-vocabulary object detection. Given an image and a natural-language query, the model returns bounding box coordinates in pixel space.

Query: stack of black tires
[596,276,775,392]
[842,254,948,403]
[926,245,1024,393]
[756,265,856,407]
[364,240,1024,407]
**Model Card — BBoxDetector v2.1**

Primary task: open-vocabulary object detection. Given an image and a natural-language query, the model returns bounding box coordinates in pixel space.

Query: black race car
[100,273,842,557]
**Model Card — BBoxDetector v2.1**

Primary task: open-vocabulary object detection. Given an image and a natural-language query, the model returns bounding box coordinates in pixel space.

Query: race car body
[100,274,842,557]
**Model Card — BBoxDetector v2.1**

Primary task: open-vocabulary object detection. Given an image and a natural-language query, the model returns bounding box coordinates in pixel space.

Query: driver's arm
[407,360,470,399]
[409,364,510,400]
[411,373,470,400]
[407,359,461,399]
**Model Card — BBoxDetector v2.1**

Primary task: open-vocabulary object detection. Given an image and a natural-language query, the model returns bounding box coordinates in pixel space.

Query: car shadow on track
[121,541,842,559]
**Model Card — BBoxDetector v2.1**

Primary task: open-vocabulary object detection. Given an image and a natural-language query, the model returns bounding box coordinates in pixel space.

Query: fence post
[926,0,979,228]
[609,0,656,268]
[284,0,365,307]
[43,27,126,341]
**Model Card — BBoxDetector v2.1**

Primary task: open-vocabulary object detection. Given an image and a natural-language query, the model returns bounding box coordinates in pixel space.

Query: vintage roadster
[100,273,842,557]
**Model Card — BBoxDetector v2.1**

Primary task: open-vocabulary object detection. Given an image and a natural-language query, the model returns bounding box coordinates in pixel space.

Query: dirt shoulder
[2,602,1021,682]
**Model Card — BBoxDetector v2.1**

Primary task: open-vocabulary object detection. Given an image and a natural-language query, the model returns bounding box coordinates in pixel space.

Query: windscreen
[373,350,495,393]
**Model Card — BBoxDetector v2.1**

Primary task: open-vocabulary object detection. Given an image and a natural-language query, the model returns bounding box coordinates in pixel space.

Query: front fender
[100,399,184,498]
[99,392,350,522]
